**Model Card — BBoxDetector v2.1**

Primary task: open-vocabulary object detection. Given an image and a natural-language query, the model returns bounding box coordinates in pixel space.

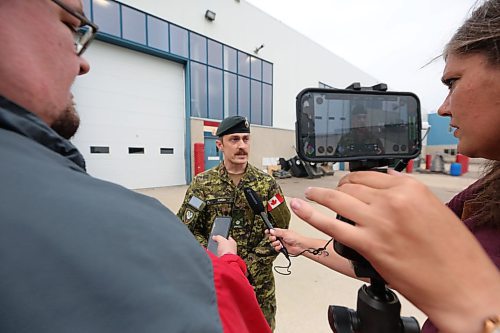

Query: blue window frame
[84,0,274,126]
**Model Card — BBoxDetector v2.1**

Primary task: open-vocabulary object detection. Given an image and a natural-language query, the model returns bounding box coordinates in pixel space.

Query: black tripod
[328,160,420,333]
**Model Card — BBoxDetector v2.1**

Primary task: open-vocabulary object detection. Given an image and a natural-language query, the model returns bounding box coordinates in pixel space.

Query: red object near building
[405,159,414,173]
[425,154,432,170]
[456,153,469,174]
[194,143,205,175]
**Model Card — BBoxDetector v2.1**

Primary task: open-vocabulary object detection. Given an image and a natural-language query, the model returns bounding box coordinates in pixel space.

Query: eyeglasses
[51,0,99,56]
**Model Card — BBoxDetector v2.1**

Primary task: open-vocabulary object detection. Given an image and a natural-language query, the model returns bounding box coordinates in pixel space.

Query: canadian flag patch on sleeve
[267,193,284,211]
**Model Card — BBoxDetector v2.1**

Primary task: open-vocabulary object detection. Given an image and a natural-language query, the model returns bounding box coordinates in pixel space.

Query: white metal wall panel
[72,41,186,189]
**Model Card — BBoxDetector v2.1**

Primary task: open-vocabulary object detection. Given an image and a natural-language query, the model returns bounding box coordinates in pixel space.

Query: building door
[204,135,221,170]
[72,41,186,189]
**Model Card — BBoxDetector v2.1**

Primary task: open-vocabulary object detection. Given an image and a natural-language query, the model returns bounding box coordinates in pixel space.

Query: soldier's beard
[51,100,80,140]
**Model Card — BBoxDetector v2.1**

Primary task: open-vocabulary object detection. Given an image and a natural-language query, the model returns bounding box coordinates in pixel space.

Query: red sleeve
[208,251,271,333]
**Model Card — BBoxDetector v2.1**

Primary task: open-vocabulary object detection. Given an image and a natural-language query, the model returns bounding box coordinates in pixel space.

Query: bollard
[425,154,432,170]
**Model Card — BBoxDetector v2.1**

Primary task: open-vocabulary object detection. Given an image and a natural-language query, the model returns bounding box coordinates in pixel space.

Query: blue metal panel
[427,113,459,146]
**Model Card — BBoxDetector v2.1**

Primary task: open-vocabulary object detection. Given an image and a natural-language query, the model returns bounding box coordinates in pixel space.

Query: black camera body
[295,84,422,333]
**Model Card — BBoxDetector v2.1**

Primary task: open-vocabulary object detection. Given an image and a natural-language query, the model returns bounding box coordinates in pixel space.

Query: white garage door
[72,41,186,189]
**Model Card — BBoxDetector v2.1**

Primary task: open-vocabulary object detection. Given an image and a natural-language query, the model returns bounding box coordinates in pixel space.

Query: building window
[224,46,237,73]
[147,16,169,51]
[224,72,237,117]
[262,61,273,84]
[250,80,262,124]
[208,67,223,120]
[262,83,273,126]
[238,76,250,119]
[238,51,250,77]
[121,6,146,44]
[319,82,333,88]
[170,24,189,58]
[191,62,208,118]
[208,39,223,68]
[250,57,262,81]
[190,32,207,63]
[92,0,120,37]
[85,0,274,126]
[82,0,91,19]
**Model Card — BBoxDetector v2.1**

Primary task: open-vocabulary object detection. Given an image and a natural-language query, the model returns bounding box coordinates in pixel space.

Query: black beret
[216,116,250,137]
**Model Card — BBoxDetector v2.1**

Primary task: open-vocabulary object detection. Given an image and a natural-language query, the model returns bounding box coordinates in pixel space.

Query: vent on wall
[129,147,145,154]
[90,146,110,154]
[160,148,174,154]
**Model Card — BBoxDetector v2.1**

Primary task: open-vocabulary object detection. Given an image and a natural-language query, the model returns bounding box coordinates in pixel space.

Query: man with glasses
[0,1,260,332]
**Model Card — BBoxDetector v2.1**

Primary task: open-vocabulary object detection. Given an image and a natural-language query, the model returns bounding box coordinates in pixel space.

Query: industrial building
[72,0,383,189]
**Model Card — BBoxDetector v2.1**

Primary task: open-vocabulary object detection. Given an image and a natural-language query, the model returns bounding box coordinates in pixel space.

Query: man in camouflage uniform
[178,116,290,330]
[335,105,385,157]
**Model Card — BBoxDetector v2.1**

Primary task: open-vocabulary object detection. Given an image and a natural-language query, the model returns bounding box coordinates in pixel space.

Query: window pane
[263,83,273,126]
[190,33,207,63]
[224,72,237,117]
[122,6,146,44]
[223,46,237,73]
[147,16,169,51]
[250,80,262,124]
[250,57,262,80]
[82,0,91,19]
[238,51,250,77]
[190,62,207,118]
[238,77,250,119]
[263,61,273,84]
[170,24,188,58]
[92,0,120,37]
[208,39,223,68]
[208,68,223,120]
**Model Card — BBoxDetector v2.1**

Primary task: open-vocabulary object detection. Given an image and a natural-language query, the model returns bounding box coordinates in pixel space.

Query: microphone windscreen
[243,188,265,214]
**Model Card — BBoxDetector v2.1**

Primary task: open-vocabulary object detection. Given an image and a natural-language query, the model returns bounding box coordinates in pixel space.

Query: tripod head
[329,160,420,333]
[295,84,423,333]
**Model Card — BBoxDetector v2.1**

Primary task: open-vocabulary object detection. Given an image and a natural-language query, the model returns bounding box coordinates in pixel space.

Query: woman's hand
[267,228,307,256]
[290,170,500,333]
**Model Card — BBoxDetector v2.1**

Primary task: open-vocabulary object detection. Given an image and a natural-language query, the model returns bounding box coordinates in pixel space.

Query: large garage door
[72,41,186,189]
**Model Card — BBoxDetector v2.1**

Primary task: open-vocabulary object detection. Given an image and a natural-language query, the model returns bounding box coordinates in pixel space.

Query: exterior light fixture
[205,10,216,21]
[254,44,265,54]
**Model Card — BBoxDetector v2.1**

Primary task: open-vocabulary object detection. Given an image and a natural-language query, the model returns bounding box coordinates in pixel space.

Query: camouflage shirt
[177,162,291,329]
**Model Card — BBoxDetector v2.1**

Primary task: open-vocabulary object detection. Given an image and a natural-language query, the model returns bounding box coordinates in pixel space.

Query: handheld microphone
[243,187,290,259]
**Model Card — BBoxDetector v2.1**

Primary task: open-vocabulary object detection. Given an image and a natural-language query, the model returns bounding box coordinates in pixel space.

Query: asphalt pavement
[136,167,481,333]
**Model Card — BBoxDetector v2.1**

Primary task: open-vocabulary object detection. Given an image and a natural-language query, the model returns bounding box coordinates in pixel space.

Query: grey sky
[246,0,478,114]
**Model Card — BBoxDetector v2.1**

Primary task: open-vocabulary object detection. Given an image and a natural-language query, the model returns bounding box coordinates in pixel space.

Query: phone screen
[207,217,232,254]
[296,88,421,162]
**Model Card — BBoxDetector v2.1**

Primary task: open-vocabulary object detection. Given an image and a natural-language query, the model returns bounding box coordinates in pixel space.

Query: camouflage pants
[249,262,276,330]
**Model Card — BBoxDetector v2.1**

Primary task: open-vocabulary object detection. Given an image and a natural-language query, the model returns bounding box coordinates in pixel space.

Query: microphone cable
[273,238,334,276]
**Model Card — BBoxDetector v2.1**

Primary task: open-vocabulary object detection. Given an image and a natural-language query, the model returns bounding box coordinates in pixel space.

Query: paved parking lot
[136,168,480,333]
